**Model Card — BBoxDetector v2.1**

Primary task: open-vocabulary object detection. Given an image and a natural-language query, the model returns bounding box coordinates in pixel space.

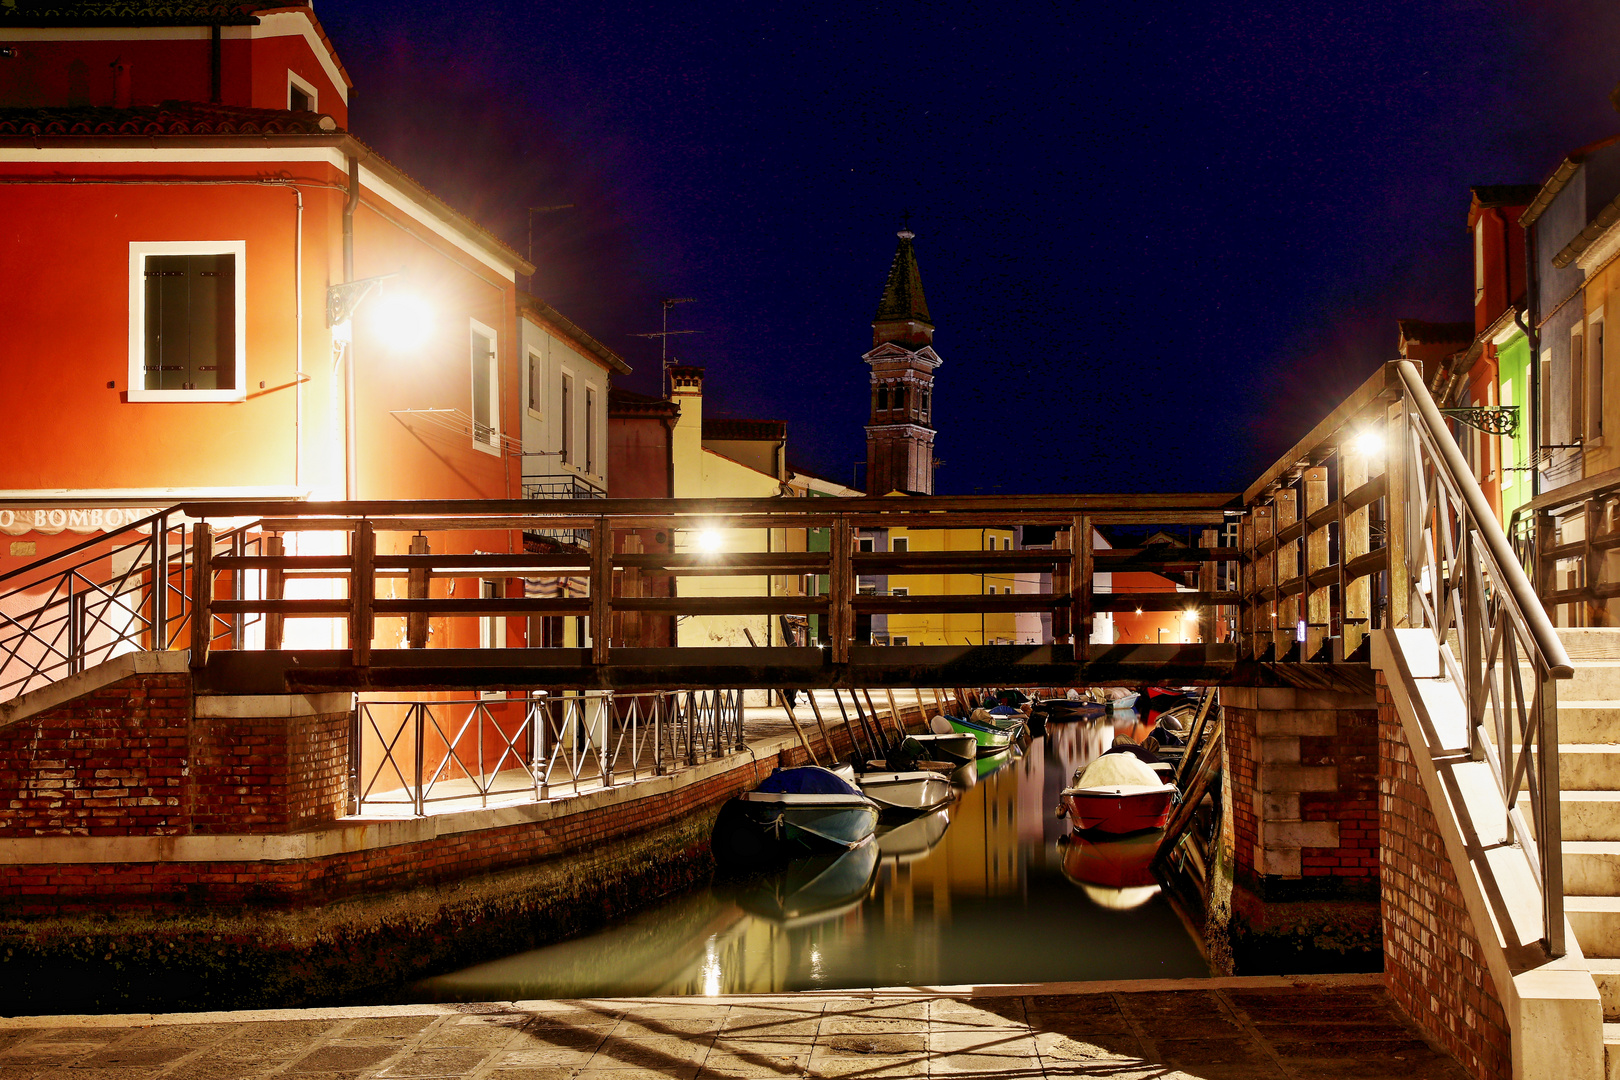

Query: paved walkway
[0,975,1466,1080]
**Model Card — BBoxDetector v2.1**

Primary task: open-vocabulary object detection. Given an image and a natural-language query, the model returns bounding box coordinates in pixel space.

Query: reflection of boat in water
[1059,753,1176,834]
[976,746,1016,778]
[1059,828,1163,910]
[735,841,881,927]
[875,807,950,863]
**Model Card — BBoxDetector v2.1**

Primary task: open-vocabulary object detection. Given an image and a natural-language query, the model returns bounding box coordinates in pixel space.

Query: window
[1541,351,1553,446]
[561,372,573,464]
[527,349,541,414]
[892,636,909,646]
[470,321,498,452]
[858,537,874,552]
[891,587,908,597]
[1473,220,1484,303]
[892,537,908,553]
[287,71,317,113]
[895,385,907,413]
[585,387,596,473]
[129,241,246,402]
[921,388,930,420]
[1591,319,1606,441]
[1003,537,1012,551]
[876,385,888,411]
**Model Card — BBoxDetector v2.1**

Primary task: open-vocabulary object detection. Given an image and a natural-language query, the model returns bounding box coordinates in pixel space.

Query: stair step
[1557,702,1620,745]
[1554,746,1620,791]
[1518,791,1620,842]
[1567,896,1620,956]
[1564,843,1620,896]
[1563,661,1620,703]
[1556,628,1620,662]
[1590,959,1620,1021]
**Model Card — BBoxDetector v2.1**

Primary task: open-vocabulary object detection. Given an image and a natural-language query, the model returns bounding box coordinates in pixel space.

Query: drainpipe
[343,155,359,500]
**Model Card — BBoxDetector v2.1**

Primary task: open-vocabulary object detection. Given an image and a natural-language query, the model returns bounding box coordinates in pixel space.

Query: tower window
[895,385,906,413]
[877,385,888,411]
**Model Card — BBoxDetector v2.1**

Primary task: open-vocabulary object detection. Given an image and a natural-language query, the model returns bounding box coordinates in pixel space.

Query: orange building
[0,2,533,650]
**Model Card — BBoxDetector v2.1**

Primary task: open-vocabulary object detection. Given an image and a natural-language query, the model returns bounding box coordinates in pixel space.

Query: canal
[410,717,1211,1001]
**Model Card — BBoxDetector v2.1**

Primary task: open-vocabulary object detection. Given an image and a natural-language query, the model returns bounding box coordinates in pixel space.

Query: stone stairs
[1525,631,1620,1032]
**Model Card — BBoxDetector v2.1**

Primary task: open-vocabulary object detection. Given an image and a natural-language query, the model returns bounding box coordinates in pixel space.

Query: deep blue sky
[320,1,1620,495]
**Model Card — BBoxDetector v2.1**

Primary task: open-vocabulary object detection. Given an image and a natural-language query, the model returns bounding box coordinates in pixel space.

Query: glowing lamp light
[372,290,433,353]
[695,529,724,554]
[1354,429,1385,457]
[1183,609,1199,621]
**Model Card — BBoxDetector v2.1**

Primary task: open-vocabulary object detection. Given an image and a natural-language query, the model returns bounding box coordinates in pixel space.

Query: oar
[865,688,905,749]
[803,690,836,760]
[832,689,876,760]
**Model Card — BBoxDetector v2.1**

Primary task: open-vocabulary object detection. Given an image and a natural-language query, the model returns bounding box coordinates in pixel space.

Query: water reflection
[412,719,1207,1001]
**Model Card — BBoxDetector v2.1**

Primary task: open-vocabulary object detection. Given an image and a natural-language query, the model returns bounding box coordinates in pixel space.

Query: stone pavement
[0,974,1468,1080]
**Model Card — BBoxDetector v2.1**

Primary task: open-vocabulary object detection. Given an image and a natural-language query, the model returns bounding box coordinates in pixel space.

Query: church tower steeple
[864,228,942,495]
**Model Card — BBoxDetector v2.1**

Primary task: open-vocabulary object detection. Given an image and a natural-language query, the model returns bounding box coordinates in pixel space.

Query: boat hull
[733,794,881,851]
[904,732,977,765]
[857,771,954,814]
[1060,784,1175,834]
[940,718,1015,756]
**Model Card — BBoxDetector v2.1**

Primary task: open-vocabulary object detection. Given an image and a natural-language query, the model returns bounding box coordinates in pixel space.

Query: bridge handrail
[1395,358,1570,956]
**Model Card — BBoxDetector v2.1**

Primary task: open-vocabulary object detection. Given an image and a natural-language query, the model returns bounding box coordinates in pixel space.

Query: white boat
[856,769,953,813]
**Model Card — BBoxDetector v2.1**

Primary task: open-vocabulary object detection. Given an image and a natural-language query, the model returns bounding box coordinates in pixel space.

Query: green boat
[931,713,1015,757]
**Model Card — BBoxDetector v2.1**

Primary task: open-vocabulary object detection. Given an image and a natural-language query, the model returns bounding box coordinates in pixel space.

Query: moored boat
[735,841,880,927]
[904,732,977,765]
[720,766,881,860]
[856,768,954,814]
[932,713,1014,756]
[1059,753,1177,835]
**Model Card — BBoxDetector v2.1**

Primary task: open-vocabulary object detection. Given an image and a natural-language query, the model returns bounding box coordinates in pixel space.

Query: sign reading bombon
[0,508,164,536]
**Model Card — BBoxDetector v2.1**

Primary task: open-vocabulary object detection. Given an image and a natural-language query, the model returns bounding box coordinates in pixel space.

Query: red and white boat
[1059,752,1176,834]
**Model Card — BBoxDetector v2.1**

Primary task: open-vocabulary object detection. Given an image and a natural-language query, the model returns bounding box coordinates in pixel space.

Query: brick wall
[190,705,349,833]
[0,671,191,837]
[1378,673,1511,1080]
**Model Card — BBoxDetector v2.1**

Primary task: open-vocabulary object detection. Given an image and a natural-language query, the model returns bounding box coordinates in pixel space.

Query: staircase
[1538,629,1620,1058]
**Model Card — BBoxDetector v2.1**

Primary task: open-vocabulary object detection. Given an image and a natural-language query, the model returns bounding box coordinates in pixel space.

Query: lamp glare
[1354,429,1384,457]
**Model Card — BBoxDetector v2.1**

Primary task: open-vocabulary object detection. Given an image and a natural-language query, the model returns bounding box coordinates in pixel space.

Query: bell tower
[864,228,942,495]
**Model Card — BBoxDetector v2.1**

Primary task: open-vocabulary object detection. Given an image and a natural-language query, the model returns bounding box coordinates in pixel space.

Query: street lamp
[326,273,430,499]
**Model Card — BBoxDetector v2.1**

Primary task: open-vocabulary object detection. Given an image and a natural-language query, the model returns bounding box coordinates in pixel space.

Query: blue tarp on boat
[756,766,863,797]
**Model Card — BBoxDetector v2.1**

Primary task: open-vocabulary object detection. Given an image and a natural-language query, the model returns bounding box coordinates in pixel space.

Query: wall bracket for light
[1439,405,1519,437]
[326,273,399,327]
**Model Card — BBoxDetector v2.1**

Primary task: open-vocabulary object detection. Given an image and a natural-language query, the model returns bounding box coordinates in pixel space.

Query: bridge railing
[1238,359,1572,955]
[1395,359,1572,956]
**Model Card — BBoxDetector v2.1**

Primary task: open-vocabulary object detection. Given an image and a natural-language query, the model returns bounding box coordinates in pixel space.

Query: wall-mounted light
[694,529,724,554]
[1353,429,1385,457]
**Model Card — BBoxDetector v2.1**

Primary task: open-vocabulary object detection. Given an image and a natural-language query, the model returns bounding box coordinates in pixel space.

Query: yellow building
[875,519,1019,646]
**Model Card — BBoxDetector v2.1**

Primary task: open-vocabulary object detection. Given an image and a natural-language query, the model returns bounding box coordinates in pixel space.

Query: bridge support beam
[1215,684,1381,975]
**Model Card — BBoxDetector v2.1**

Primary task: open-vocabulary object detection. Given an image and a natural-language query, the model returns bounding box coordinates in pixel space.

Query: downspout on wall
[342,155,359,500]
[1520,218,1540,499]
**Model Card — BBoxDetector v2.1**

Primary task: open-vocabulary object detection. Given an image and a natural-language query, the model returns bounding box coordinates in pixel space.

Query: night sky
[319,1,1620,496]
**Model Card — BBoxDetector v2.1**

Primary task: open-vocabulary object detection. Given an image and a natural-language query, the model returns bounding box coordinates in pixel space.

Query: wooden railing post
[1239,511,1256,657]
[1340,431,1371,659]
[830,516,853,665]
[265,534,286,650]
[189,521,213,668]
[1198,527,1218,647]
[1052,528,1072,644]
[1304,465,1330,660]
[406,533,429,648]
[352,520,375,669]
[151,514,169,650]
[1075,515,1092,660]
[591,516,611,666]
[1385,399,1410,628]
[1274,486,1298,657]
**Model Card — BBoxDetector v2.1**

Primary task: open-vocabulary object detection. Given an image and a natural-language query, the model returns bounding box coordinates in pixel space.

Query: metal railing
[522,475,605,548]
[351,687,746,815]
[1396,360,1574,956]
[0,510,266,702]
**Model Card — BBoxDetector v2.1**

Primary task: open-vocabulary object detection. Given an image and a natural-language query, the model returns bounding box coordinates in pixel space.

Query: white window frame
[128,240,247,403]
[585,385,597,475]
[526,347,544,418]
[1473,220,1485,303]
[470,319,499,456]
[287,70,319,113]
[1590,312,1606,444]
[891,635,909,646]
[560,368,574,466]
[892,537,908,553]
[1572,325,1587,443]
[891,586,908,597]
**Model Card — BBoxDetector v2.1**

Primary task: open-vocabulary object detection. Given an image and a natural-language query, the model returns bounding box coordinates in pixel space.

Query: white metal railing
[351,688,746,815]
[1397,360,1574,955]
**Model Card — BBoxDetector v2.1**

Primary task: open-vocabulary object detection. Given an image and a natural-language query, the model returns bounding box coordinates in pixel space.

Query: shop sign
[0,507,165,536]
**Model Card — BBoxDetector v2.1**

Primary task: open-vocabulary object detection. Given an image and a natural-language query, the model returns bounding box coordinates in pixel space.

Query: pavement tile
[1024,1014,1133,1037]
[495,1046,599,1068]
[76,1045,195,1068]
[516,1027,609,1051]
[285,1043,402,1072]
[0,1039,106,1063]
[343,1016,441,1038]
[477,1069,579,1080]
[587,1036,714,1069]
[804,1051,926,1078]
[718,1017,820,1038]
[523,1012,623,1033]
[1274,1054,1469,1079]
[929,1051,1045,1075]
[1031,1030,1147,1062]
[817,1033,927,1056]
[0,1069,43,1080]
[929,998,1028,1029]
[375,1046,494,1076]
[1270,1037,1441,1060]
[161,1060,272,1080]
[1144,1014,1245,1039]
[572,1069,700,1080]
[696,1047,811,1076]
[711,1035,820,1056]
[927,1032,1037,1056]
[818,1016,930,1036]
[1116,990,1222,1019]
[113,1023,235,1046]
[1153,1036,1271,1066]
[421,1021,522,1048]
[612,1015,729,1038]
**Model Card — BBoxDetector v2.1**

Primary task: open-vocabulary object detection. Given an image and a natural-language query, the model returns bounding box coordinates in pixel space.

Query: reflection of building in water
[887,759,1024,904]
[1045,720,1111,791]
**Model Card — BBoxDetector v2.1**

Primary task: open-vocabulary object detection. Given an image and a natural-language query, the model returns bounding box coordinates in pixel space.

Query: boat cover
[756,766,863,797]
[946,713,997,734]
[988,705,1023,717]
[1075,753,1162,789]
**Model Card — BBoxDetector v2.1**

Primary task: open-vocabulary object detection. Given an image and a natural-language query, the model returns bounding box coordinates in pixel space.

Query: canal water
[411,716,1211,1001]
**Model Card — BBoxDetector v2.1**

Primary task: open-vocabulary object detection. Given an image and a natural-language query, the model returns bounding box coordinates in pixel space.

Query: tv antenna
[631,297,699,398]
